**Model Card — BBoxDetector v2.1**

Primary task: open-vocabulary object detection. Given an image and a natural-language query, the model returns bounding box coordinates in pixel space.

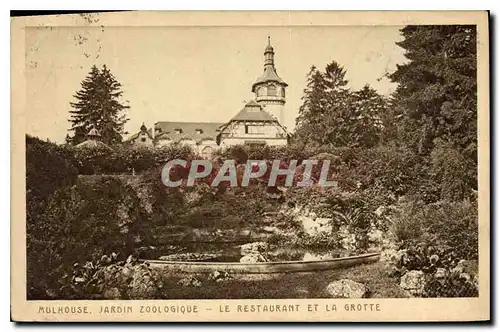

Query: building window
[268,84,277,96]
[245,124,265,135]
[141,137,147,142]
[257,86,266,97]
[174,128,183,134]
[280,87,285,98]
[195,129,203,135]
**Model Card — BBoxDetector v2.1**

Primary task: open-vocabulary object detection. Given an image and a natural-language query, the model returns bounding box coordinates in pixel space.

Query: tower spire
[264,36,274,67]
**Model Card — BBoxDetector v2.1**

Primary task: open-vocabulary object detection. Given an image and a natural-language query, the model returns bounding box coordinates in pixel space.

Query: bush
[70,144,196,175]
[59,254,164,300]
[26,135,78,221]
[389,199,478,261]
[27,176,149,299]
[219,144,315,163]
[388,198,478,298]
[430,140,477,201]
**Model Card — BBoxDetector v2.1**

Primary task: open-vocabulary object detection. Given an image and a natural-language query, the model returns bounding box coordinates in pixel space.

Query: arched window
[280,87,285,98]
[268,84,277,96]
[257,86,266,97]
[201,146,213,159]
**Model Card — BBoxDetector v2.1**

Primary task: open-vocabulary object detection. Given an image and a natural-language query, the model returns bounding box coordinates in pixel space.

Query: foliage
[27,177,149,299]
[389,199,478,261]
[26,135,78,222]
[58,253,164,300]
[284,187,375,251]
[68,65,130,145]
[69,144,196,175]
[294,62,388,149]
[430,139,477,201]
[388,25,477,156]
[390,243,478,298]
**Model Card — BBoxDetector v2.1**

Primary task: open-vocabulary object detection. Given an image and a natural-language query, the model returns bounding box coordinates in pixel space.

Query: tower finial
[268,35,270,45]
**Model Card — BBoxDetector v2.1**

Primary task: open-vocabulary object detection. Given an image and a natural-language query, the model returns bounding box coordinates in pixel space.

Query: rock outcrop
[325,279,368,298]
[400,270,426,296]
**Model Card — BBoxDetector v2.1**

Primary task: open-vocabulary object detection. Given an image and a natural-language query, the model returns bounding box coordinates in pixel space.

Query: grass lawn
[159,261,408,299]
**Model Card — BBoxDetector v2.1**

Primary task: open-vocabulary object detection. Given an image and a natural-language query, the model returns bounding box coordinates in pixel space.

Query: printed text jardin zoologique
[161,159,338,187]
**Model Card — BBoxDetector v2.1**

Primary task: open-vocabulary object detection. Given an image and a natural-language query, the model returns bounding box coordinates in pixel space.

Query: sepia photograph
[11,11,490,322]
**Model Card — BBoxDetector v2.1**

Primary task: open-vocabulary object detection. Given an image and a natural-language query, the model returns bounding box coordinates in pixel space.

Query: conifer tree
[388,25,477,156]
[68,65,130,145]
[294,62,387,149]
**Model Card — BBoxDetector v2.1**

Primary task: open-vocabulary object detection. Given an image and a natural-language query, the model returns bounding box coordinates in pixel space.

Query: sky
[25,25,407,143]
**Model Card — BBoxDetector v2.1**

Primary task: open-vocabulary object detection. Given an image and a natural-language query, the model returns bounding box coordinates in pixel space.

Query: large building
[127,37,290,158]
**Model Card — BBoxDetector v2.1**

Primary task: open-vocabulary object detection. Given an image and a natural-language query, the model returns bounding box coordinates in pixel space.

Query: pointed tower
[251,36,288,125]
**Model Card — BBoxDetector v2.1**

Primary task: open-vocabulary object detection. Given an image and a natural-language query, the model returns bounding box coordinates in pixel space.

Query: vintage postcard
[11,11,490,322]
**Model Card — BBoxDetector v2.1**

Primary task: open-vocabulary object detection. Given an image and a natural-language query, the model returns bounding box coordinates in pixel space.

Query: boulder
[240,253,267,263]
[325,279,368,298]
[240,242,269,256]
[262,226,280,234]
[103,287,121,300]
[400,270,426,296]
[102,257,163,299]
[302,252,335,261]
[177,276,202,287]
[367,228,384,245]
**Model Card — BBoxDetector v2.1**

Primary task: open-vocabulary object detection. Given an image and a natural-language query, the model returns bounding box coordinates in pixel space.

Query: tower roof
[252,37,287,92]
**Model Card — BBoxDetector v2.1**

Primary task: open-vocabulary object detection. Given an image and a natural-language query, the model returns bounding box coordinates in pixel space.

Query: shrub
[59,254,164,300]
[284,187,375,251]
[430,140,477,201]
[69,144,196,175]
[389,198,478,261]
[26,135,78,221]
[27,176,149,299]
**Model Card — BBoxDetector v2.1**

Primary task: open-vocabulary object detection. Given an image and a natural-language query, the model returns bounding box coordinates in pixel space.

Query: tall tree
[388,25,477,157]
[68,65,130,145]
[294,62,387,149]
[294,62,350,149]
[348,85,387,148]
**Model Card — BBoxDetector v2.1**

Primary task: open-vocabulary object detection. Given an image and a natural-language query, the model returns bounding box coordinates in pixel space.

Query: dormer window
[195,129,203,135]
[174,128,183,134]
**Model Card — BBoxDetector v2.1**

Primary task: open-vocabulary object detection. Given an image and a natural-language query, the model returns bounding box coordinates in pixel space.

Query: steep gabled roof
[230,100,277,122]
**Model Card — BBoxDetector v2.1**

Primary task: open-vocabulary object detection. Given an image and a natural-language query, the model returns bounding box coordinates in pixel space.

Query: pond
[138,242,352,263]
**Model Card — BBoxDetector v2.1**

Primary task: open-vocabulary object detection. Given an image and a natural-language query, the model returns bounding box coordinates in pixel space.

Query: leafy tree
[388,25,477,157]
[68,65,130,145]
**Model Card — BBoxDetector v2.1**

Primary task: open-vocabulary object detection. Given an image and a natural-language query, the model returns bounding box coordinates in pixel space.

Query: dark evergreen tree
[388,25,477,157]
[348,84,387,148]
[294,62,350,149]
[68,65,130,145]
[294,62,387,149]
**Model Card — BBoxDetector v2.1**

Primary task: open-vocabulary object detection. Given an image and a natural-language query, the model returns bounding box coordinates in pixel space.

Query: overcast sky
[25,25,407,143]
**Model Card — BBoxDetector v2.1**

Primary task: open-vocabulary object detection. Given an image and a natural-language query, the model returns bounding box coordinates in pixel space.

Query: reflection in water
[140,243,344,262]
